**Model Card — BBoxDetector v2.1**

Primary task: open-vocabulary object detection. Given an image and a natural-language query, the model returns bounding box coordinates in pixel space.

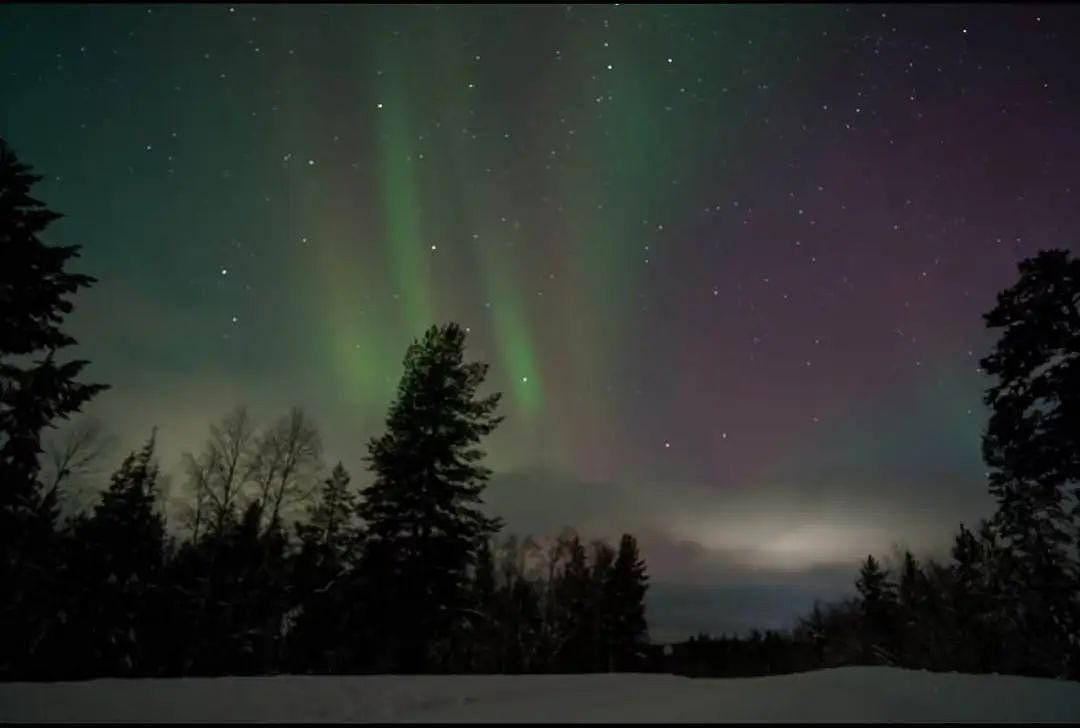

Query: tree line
[0,138,649,680]
[4,134,1079,683]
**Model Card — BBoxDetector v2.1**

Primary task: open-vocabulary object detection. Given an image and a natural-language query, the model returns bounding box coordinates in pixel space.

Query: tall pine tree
[62,431,167,677]
[980,249,1080,677]
[855,554,897,665]
[897,550,928,668]
[590,541,617,672]
[610,534,649,671]
[553,534,592,671]
[357,323,503,672]
[297,462,358,571]
[949,523,988,671]
[287,462,360,673]
[0,138,108,679]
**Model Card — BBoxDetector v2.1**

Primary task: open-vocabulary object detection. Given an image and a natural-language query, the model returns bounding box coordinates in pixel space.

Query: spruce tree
[285,462,359,672]
[553,534,592,671]
[898,551,923,612]
[979,249,1080,676]
[0,138,108,679]
[897,550,927,668]
[798,601,829,666]
[855,554,897,665]
[231,500,290,675]
[59,432,166,677]
[177,500,289,677]
[975,518,1021,673]
[357,323,503,671]
[591,541,617,671]
[952,525,982,599]
[610,534,649,670]
[919,558,956,672]
[0,138,108,510]
[297,462,357,570]
[945,524,981,670]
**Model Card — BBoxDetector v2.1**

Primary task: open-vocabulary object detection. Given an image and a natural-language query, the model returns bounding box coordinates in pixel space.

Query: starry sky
[3,3,1080,641]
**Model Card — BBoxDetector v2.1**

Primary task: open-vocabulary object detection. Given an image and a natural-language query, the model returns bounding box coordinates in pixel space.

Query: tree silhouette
[949,523,986,671]
[466,537,499,672]
[896,550,928,668]
[974,518,1022,673]
[250,406,322,530]
[357,323,503,672]
[0,138,108,679]
[856,554,897,665]
[286,462,360,673]
[180,406,258,540]
[610,534,649,670]
[58,431,167,677]
[590,540,617,671]
[41,416,112,512]
[980,249,1080,677]
[296,461,357,566]
[490,533,546,673]
[552,533,592,671]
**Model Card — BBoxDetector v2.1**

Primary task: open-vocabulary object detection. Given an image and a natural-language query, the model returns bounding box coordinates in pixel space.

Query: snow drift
[2,666,1080,722]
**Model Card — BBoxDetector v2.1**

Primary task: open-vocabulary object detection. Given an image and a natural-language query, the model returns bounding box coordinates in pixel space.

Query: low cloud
[483,465,995,641]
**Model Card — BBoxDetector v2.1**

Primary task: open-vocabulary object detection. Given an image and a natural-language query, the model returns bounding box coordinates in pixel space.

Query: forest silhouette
[2,137,1078,681]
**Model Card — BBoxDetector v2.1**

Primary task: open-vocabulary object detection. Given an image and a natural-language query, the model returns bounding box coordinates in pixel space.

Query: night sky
[3,3,1080,641]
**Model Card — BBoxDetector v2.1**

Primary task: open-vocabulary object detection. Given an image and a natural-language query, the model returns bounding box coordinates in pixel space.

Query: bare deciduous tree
[181,406,258,538]
[41,416,114,509]
[179,446,218,541]
[249,406,322,530]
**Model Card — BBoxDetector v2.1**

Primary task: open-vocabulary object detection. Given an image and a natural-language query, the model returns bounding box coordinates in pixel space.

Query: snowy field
[3,666,1080,722]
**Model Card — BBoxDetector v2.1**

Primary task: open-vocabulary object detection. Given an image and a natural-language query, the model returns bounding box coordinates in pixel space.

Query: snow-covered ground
[3,667,1080,722]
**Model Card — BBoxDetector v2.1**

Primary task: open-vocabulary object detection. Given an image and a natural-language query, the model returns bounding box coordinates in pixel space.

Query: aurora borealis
[3,3,1080,640]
